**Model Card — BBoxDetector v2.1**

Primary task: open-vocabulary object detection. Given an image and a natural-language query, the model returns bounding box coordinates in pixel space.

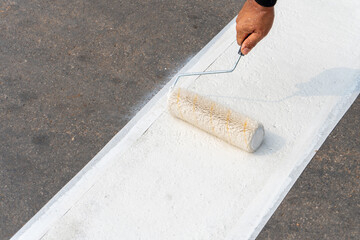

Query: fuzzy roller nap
[168,88,264,152]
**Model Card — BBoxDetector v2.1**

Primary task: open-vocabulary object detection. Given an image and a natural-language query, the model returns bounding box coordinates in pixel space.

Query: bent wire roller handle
[170,47,244,90]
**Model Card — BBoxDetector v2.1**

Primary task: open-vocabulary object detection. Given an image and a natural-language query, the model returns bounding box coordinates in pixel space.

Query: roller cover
[168,88,265,152]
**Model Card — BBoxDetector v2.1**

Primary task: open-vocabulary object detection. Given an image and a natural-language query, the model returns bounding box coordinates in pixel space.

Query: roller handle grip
[238,46,245,56]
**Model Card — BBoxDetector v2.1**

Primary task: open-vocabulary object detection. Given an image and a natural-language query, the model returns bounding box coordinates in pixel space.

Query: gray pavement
[0,0,358,239]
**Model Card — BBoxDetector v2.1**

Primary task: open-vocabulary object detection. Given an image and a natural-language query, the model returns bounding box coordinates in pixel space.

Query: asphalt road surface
[0,0,358,239]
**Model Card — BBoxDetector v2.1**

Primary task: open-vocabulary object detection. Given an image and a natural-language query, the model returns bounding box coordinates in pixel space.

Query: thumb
[241,33,262,55]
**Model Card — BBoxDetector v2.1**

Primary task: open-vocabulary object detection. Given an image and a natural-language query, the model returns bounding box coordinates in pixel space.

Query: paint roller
[168,48,264,152]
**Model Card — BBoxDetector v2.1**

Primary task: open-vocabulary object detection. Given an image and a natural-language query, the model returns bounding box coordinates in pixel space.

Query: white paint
[12,0,360,239]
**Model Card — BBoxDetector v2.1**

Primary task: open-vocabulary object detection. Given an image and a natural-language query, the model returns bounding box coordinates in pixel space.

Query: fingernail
[242,48,250,55]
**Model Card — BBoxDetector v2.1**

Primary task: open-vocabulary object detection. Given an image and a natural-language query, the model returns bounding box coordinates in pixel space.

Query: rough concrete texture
[258,96,360,240]
[0,0,242,239]
[0,0,359,239]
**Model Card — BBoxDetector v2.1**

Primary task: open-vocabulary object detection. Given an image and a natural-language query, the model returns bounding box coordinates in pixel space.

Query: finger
[241,32,263,55]
[236,30,250,46]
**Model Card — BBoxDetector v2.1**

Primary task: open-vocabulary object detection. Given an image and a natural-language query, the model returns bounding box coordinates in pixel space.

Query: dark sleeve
[254,0,277,7]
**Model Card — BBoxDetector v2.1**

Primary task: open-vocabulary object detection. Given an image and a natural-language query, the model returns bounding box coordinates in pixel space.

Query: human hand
[236,0,275,55]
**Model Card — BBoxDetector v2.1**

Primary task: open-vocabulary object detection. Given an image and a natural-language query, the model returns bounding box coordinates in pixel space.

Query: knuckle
[236,21,245,29]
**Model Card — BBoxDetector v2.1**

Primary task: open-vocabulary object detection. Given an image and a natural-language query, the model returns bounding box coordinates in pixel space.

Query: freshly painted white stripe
[12,0,360,239]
